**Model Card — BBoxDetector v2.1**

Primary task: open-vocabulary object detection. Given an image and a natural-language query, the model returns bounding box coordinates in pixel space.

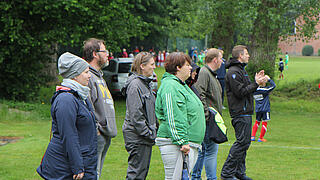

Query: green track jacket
[156,72,206,145]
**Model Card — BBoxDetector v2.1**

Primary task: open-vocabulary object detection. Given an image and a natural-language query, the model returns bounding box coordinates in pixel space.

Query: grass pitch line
[220,143,320,150]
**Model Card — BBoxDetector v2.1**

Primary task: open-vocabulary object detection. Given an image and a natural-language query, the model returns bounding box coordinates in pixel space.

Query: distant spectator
[108,52,114,60]
[133,46,140,56]
[140,46,144,52]
[193,50,198,64]
[285,52,289,69]
[129,52,134,58]
[278,58,284,80]
[157,51,162,67]
[216,49,227,109]
[160,51,165,67]
[122,48,128,58]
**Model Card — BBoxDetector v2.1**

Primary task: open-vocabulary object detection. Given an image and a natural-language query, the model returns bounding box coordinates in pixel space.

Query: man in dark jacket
[221,45,266,180]
[83,38,117,179]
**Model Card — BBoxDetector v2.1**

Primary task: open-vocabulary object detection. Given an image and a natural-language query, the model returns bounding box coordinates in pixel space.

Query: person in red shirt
[122,48,128,58]
[108,52,114,60]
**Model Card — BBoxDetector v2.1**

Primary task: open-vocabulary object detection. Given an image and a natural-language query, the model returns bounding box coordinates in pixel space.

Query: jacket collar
[89,66,103,77]
[162,72,185,85]
[204,65,217,76]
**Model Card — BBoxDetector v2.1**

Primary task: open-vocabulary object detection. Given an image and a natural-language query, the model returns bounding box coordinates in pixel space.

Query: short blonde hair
[205,48,221,64]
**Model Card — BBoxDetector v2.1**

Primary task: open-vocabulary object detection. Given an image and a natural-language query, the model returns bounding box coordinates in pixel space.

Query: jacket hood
[89,66,103,77]
[51,86,80,104]
[121,73,152,96]
[225,58,246,69]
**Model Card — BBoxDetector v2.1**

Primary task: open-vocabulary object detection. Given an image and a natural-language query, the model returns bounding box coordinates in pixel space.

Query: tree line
[0,0,319,101]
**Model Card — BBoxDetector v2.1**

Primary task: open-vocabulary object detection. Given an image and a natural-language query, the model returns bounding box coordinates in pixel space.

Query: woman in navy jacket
[37,52,97,180]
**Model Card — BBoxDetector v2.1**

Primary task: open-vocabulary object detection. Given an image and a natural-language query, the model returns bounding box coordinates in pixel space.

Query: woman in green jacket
[155,52,206,179]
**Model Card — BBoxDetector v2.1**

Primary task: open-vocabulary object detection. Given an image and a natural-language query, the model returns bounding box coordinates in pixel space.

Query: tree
[127,0,174,51]
[0,0,143,101]
[244,0,320,78]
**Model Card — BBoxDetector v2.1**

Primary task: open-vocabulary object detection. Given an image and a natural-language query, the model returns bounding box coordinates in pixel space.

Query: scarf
[61,79,90,100]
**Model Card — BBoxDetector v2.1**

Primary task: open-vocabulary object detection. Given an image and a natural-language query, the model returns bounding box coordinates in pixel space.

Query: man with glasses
[83,38,117,179]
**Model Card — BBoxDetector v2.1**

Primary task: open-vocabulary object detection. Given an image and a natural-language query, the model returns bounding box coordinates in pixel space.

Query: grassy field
[0,56,320,179]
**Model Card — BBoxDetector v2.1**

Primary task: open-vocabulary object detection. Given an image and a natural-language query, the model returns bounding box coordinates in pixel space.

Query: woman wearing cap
[37,52,97,180]
[121,52,157,179]
[155,52,206,179]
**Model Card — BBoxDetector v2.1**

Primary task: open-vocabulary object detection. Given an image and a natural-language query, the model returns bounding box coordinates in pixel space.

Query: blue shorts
[256,112,270,121]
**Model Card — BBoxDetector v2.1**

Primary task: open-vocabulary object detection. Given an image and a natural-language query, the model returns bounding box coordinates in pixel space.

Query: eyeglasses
[96,50,109,55]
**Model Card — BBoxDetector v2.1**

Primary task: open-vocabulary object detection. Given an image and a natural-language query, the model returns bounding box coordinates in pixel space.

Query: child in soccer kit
[278,58,284,80]
[251,75,276,142]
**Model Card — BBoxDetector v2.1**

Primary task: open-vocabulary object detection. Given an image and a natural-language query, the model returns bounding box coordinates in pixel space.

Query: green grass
[275,55,320,87]
[1,56,320,179]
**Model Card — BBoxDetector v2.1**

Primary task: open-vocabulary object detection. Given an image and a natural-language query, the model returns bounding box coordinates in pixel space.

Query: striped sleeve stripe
[257,87,274,91]
[165,93,184,144]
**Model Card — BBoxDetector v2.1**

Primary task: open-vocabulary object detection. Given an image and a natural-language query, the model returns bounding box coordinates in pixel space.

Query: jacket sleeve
[88,78,98,124]
[54,94,84,175]
[266,79,276,92]
[256,79,276,95]
[161,84,189,146]
[227,70,258,98]
[194,70,210,121]
[126,82,155,140]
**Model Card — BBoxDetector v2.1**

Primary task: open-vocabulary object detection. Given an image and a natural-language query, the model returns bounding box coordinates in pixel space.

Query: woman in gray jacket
[121,52,157,180]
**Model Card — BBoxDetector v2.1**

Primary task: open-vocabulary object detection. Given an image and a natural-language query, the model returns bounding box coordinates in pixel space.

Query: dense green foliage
[302,45,314,56]
[169,0,320,79]
[0,0,170,101]
[1,0,320,101]
[128,0,173,51]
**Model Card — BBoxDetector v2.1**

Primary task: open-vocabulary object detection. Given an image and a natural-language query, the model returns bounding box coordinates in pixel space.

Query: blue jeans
[192,131,219,180]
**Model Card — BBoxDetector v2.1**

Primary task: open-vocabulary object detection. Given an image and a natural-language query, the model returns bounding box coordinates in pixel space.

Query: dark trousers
[218,78,225,103]
[125,143,152,180]
[221,116,252,178]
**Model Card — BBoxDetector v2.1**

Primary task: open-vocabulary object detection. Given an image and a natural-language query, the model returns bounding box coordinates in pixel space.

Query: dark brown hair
[131,52,154,75]
[164,52,191,75]
[83,38,105,62]
[232,45,247,59]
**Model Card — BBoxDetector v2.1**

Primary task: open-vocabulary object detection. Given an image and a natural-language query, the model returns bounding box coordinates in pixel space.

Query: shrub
[302,45,314,56]
[318,49,320,56]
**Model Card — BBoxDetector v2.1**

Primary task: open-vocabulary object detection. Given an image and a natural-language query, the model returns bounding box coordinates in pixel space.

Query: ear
[140,63,145,70]
[93,51,98,59]
[176,66,181,71]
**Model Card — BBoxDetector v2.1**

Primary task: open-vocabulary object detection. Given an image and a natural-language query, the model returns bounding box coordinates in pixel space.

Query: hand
[180,144,190,155]
[73,172,84,180]
[255,70,264,82]
[265,75,270,80]
[97,130,100,136]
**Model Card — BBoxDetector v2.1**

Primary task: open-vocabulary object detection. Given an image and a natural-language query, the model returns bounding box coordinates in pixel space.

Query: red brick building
[278,19,320,56]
